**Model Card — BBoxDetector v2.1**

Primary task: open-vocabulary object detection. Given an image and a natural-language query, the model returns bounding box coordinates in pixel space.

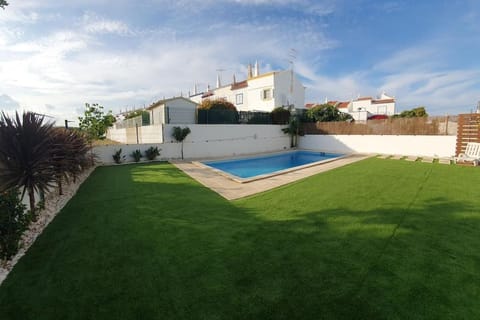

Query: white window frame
[262,88,272,100]
[236,93,243,105]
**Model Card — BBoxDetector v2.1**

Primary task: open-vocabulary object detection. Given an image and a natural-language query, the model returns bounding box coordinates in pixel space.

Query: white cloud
[82,12,132,35]
[0,94,20,110]
[373,47,438,73]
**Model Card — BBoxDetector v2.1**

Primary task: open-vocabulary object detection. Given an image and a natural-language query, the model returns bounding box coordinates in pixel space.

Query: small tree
[282,114,304,148]
[78,103,115,140]
[306,104,353,122]
[172,126,191,160]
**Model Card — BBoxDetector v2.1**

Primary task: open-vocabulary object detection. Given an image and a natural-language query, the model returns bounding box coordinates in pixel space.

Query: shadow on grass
[0,162,479,320]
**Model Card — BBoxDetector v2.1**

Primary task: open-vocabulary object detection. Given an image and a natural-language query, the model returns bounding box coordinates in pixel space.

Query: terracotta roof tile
[356,97,372,101]
[372,99,395,104]
[231,80,248,90]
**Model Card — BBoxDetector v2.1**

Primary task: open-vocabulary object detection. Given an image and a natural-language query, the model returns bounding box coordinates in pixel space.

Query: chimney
[247,63,253,79]
[207,84,210,91]
[254,60,259,77]
[193,83,198,95]
[233,73,236,84]
[216,73,221,88]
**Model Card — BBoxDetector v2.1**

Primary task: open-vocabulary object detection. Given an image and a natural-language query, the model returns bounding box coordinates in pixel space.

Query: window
[262,88,272,100]
[236,93,243,105]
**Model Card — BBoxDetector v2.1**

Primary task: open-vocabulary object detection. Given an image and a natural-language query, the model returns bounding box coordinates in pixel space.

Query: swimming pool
[202,150,344,181]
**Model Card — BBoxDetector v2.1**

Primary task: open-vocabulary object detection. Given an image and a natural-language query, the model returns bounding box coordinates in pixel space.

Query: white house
[308,93,396,121]
[189,62,306,112]
[147,97,198,125]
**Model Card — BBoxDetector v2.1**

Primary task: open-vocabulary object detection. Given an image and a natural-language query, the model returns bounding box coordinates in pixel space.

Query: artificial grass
[0,158,479,319]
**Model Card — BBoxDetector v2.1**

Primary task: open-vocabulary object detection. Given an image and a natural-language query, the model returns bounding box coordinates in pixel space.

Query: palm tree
[50,128,91,195]
[172,126,191,160]
[282,114,304,148]
[0,112,56,215]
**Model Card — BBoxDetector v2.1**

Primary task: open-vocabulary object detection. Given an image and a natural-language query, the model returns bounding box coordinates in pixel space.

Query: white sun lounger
[438,158,452,165]
[421,157,435,163]
[377,154,391,159]
[455,142,480,166]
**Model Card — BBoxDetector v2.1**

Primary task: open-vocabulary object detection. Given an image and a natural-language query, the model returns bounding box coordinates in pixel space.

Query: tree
[306,104,353,122]
[394,106,428,118]
[172,126,191,160]
[50,128,91,195]
[0,1,8,9]
[0,112,57,216]
[78,103,115,140]
[282,113,304,148]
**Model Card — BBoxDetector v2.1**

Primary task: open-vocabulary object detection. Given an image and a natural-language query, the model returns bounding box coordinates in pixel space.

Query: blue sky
[0,0,479,124]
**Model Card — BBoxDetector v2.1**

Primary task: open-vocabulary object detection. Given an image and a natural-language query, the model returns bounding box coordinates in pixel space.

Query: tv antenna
[216,68,226,88]
[288,48,297,95]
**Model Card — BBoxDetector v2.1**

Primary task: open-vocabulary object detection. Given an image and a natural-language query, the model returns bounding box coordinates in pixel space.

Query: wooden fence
[303,116,457,136]
[455,113,480,156]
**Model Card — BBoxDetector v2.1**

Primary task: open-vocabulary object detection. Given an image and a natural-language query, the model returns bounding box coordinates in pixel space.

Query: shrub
[198,98,236,111]
[0,188,28,261]
[197,98,239,124]
[306,104,353,122]
[145,146,161,161]
[112,149,125,164]
[131,149,142,162]
[271,107,291,124]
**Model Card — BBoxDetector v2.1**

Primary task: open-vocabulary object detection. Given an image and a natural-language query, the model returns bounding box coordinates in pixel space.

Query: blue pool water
[203,151,343,179]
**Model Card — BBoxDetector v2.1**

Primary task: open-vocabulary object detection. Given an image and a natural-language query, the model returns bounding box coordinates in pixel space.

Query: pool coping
[172,153,372,200]
[192,151,348,183]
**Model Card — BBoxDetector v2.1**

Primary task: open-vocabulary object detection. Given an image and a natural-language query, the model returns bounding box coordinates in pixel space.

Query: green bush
[131,149,142,162]
[271,107,291,124]
[112,149,125,164]
[0,188,28,261]
[197,99,239,124]
[306,104,353,122]
[145,146,161,161]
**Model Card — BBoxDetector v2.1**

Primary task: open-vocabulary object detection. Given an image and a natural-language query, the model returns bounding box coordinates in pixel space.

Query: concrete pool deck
[171,153,371,200]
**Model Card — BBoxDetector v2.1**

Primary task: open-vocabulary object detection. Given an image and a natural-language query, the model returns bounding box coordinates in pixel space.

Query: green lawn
[0,158,479,319]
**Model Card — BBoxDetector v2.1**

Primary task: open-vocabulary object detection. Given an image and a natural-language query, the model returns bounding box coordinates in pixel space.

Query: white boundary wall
[96,124,290,164]
[106,124,164,144]
[299,135,456,157]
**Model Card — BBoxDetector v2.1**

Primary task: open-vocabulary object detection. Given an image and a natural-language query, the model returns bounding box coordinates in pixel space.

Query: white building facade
[315,93,396,121]
[147,97,198,125]
[190,64,305,112]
